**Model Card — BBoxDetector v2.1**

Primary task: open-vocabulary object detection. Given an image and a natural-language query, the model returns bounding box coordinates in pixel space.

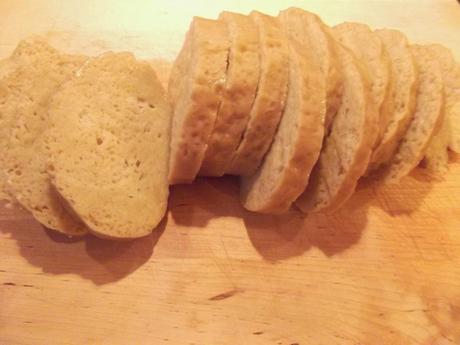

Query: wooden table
[1,1,460,344]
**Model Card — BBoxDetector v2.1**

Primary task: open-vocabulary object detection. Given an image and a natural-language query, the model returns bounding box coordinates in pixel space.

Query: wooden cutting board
[1,1,460,344]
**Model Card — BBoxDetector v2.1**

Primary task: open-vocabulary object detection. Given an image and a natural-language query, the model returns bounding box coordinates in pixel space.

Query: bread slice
[240,11,326,214]
[168,17,229,184]
[199,12,260,177]
[280,8,342,131]
[424,44,460,173]
[45,52,171,239]
[1,39,87,236]
[382,45,444,183]
[296,42,378,213]
[368,29,418,172]
[333,22,391,145]
[225,11,288,176]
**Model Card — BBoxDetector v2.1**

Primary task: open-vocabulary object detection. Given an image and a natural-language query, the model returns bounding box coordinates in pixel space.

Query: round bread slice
[368,29,418,172]
[424,44,460,173]
[225,11,288,176]
[279,8,342,131]
[333,22,391,145]
[45,52,171,239]
[1,39,88,236]
[198,12,260,177]
[240,11,326,214]
[295,43,378,213]
[168,17,229,184]
[382,45,444,183]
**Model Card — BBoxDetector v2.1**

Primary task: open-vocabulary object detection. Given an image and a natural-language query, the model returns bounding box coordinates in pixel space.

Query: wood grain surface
[1,1,460,344]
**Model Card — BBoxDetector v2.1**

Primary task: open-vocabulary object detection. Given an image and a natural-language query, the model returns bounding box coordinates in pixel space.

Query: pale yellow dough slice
[45,52,171,239]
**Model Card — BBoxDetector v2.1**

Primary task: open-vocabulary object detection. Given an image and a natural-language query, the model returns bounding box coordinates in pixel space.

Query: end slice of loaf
[296,43,378,213]
[168,17,229,184]
[199,12,260,177]
[382,45,444,183]
[45,52,171,239]
[368,29,418,172]
[1,39,87,236]
[240,11,326,214]
[225,11,288,176]
[333,22,391,146]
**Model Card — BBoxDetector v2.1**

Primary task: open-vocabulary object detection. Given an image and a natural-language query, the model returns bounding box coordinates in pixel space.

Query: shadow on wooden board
[169,166,438,262]
[0,203,165,285]
[0,161,439,284]
[170,176,374,261]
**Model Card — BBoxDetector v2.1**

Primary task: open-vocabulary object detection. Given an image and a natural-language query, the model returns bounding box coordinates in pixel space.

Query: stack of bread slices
[1,7,459,240]
[0,40,171,239]
[169,8,460,214]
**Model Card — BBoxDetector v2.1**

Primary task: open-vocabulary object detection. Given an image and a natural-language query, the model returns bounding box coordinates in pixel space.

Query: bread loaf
[168,17,229,184]
[45,52,171,239]
[1,39,87,236]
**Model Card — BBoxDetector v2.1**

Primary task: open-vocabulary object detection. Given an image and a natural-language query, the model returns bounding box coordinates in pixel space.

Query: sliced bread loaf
[199,12,260,177]
[45,52,171,239]
[168,17,229,184]
[424,44,460,173]
[382,45,444,183]
[333,22,391,145]
[296,43,378,213]
[368,29,418,172]
[225,11,288,176]
[240,11,326,214]
[1,39,87,236]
